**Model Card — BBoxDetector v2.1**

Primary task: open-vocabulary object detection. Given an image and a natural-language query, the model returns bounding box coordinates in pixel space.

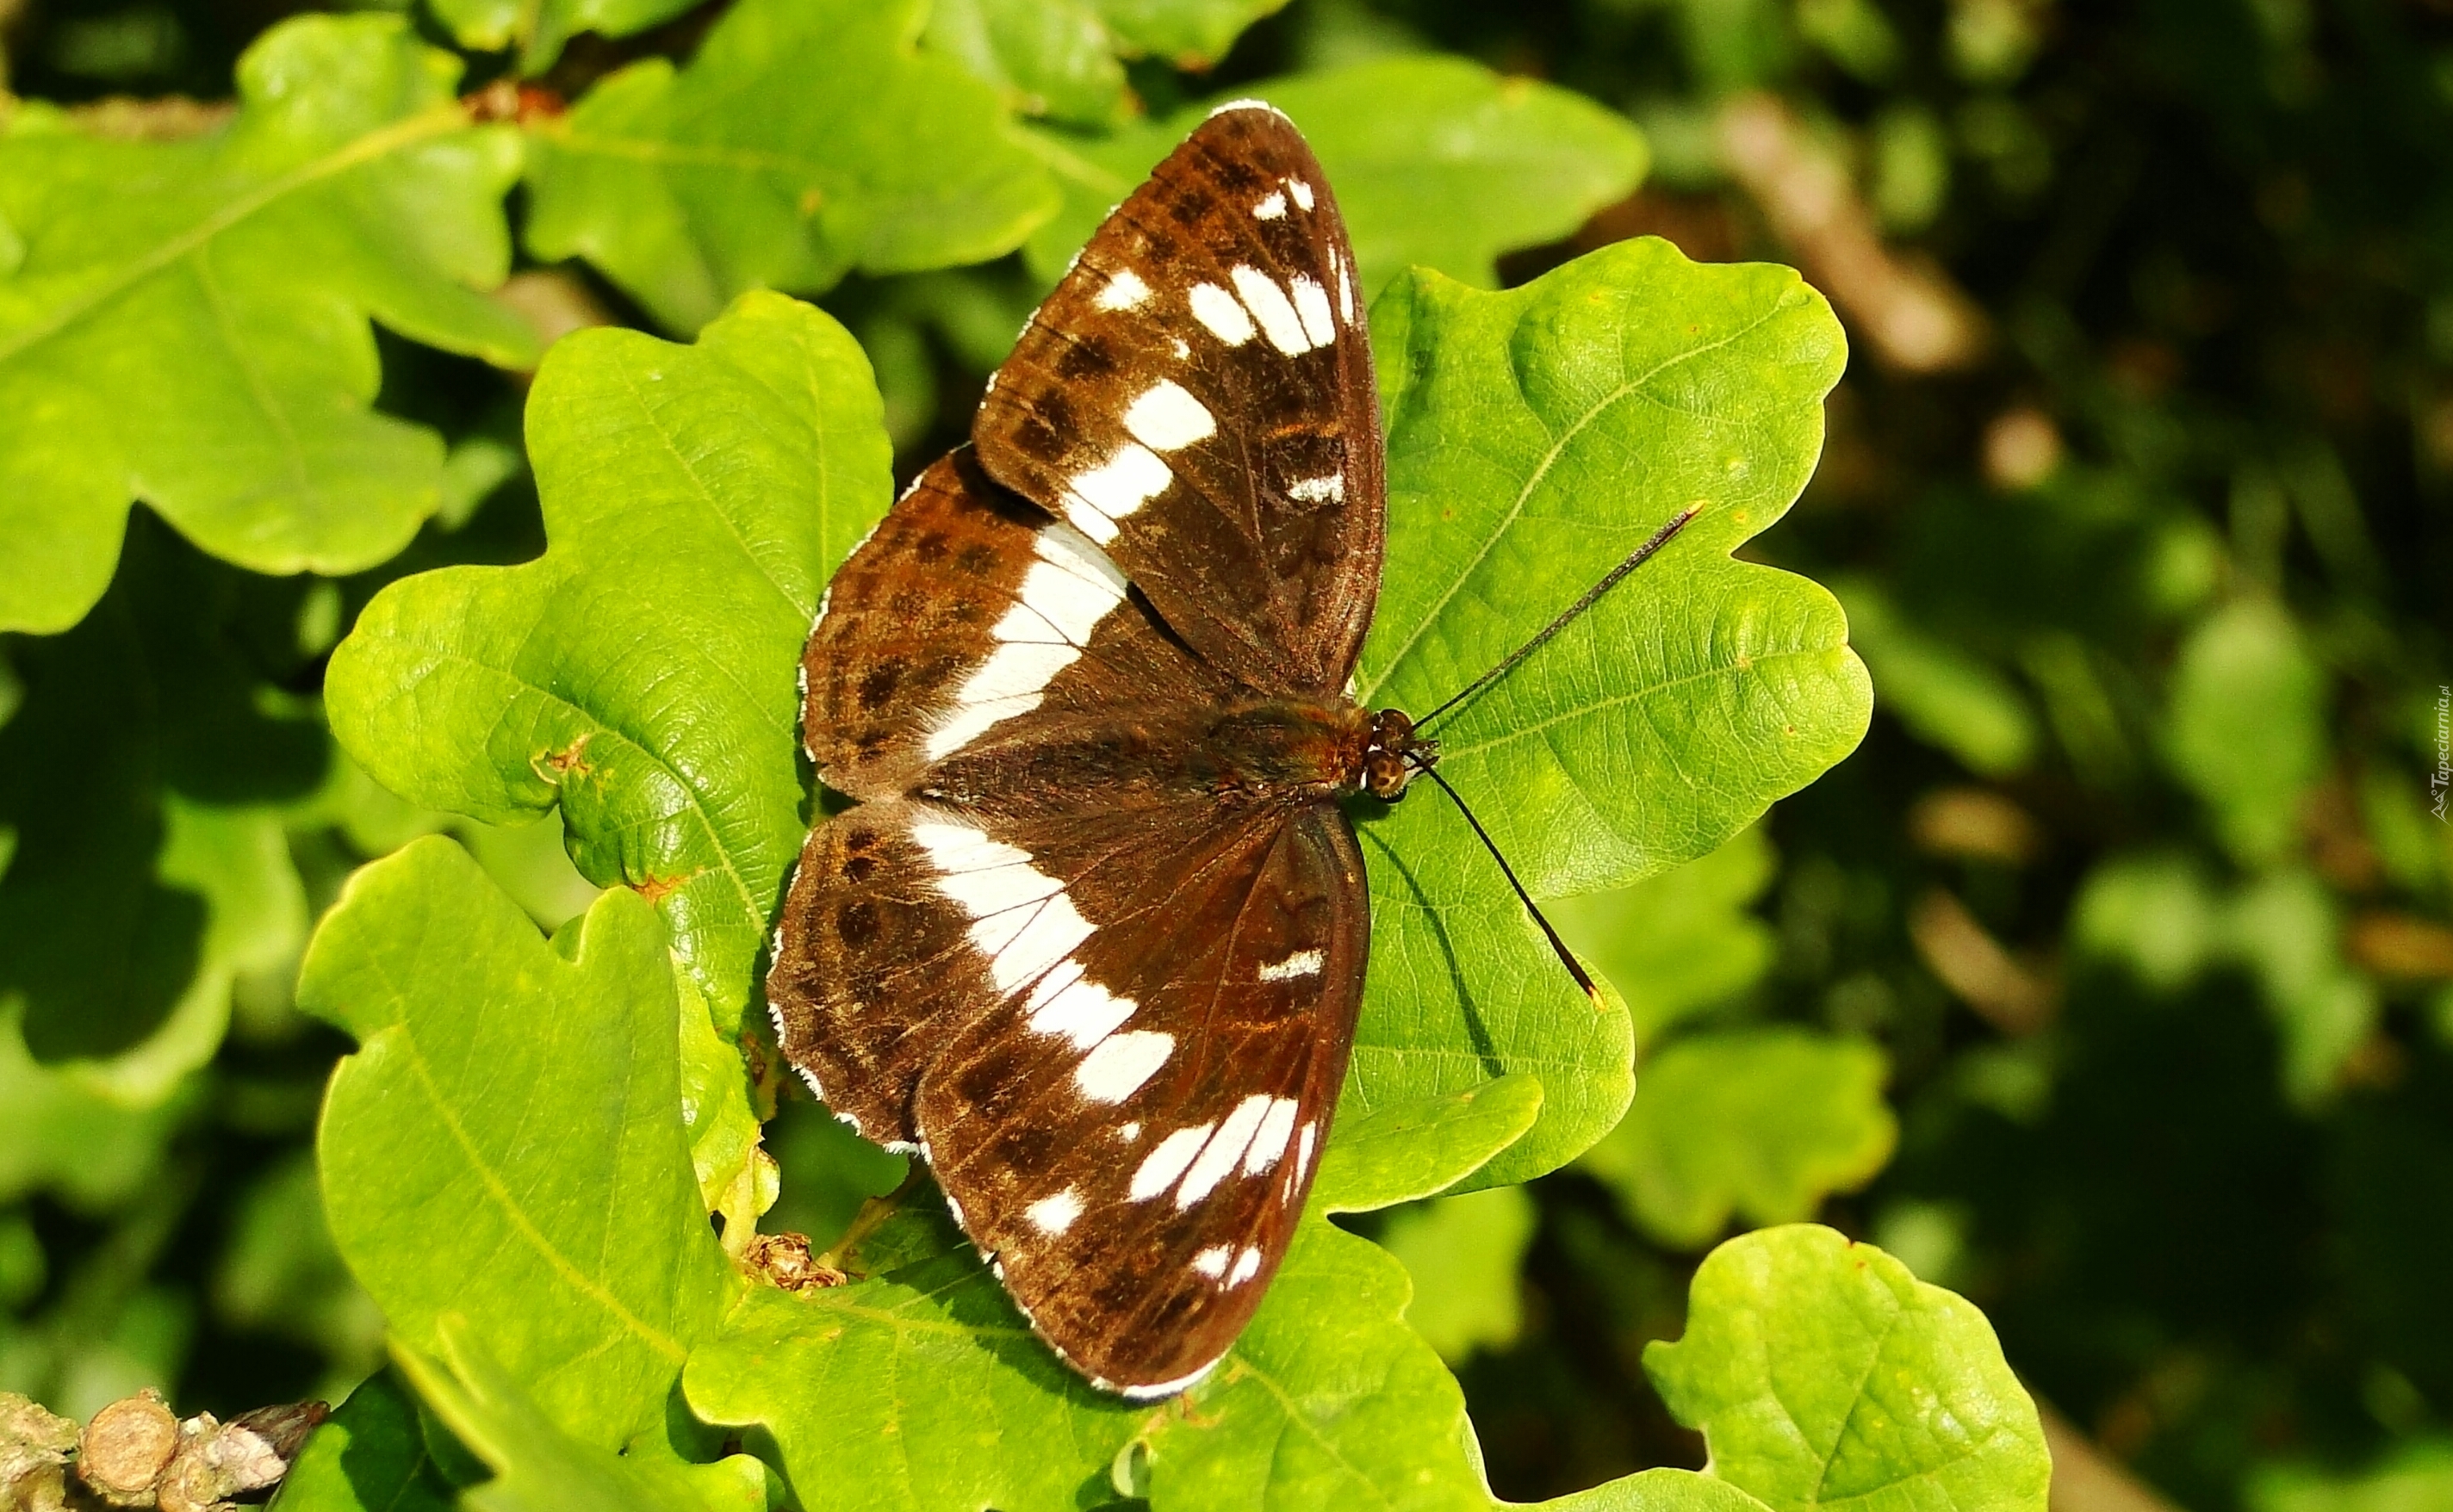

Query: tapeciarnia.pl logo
[2434,685,2450,823]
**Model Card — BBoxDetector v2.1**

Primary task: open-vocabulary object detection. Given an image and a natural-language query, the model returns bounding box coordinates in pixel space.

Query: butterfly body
[769,104,1403,1397]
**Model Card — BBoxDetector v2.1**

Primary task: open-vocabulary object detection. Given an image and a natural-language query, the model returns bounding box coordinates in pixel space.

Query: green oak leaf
[1580,1029,1897,1250]
[685,1245,1142,1512]
[523,0,1059,333]
[273,1369,456,1512]
[1517,1469,1778,1512]
[1024,57,1646,297]
[327,292,891,1037]
[687,1080,1537,1512]
[1313,1073,1544,1211]
[1376,1185,1537,1363]
[425,0,700,74]
[1645,1226,2050,1512]
[1351,239,1862,1190]
[0,13,538,635]
[396,1320,771,1512]
[301,836,734,1451]
[925,0,1132,127]
[2164,595,2325,866]
[1550,825,1777,1048]
[1092,0,1290,65]
[1,529,322,1210]
[330,239,1860,1506]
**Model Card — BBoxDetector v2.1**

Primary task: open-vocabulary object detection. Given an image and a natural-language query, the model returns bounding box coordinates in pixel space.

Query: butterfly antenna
[1411,759,1599,1002]
[1414,505,1703,735]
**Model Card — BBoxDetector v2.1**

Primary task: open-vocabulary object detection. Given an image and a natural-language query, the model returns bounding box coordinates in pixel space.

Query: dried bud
[78,1390,178,1503]
[3,1392,79,1512]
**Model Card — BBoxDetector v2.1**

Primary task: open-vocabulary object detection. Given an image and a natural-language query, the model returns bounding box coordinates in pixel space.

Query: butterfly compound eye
[1363,749,1411,801]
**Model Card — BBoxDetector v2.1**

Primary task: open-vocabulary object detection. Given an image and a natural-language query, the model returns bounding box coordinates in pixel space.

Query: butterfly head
[1359,708,1436,802]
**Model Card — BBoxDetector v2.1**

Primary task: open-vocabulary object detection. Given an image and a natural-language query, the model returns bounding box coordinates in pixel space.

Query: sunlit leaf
[925,0,1130,127]
[1550,825,1777,1048]
[1026,56,1646,298]
[1378,1185,1537,1363]
[395,1320,771,1512]
[327,293,891,1037]
[0,14,537,635]
[1352,239,1864,1189]
[426,0,700,74]
[523,0,1059,332]
[1581,1030,1897,1250]
[2165,596,2325,865]
[275,1369,456,1512]
[1646,1225,2049,1512]
[301,837,733,1449]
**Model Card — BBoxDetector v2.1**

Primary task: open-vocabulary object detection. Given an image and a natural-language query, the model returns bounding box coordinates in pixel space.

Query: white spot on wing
[1131,1123,1213,1200]
[1286,474,1344,504]
[924,524,1126,759]
[1028,972,1136,1050]
[1230,265,1312,355]
[1122,380,1215,452]
[1295,1121,1318,1183]
[1189,282,1256,346]
[1289,276,1336,348]
[1119,1121,1141,1142]
[1243,1097,1300,1175]
[1287,177,1315,211]
[910,823,1094,992]
[1077,1030,1172,1103]
[1253,190,1287,220]
[1176,1094,1273,1209]
[1192,1245,1231,1280]
[1095,268,1151,311]
[1064,443,1171,542]
[1026,1188,1084,1234]
[1229,1246,1264,1286]
[1333,247,1357,324]
[1258,948,1324,982]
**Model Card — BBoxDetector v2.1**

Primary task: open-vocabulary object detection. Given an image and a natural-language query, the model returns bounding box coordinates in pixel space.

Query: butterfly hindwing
[973,103,1384,700]
[913,800,1364,1395]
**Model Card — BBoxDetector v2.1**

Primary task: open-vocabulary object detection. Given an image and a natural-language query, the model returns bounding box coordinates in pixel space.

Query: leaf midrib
[0,102,471,369]
[379,1019,689,1365]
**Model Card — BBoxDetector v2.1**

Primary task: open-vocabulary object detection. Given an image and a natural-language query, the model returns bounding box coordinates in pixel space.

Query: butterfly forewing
[772,102,1389,1397]
[974,104,1384,698]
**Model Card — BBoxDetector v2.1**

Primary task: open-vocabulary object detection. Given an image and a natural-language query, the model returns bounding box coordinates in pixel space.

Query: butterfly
[765,101,1688,1397]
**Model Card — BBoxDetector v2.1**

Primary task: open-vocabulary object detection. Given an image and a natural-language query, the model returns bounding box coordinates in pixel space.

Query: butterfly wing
[972,102,1384,700]
[913,798,1363,1396]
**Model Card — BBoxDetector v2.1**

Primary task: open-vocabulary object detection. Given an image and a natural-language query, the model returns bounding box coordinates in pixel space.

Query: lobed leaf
[273,1369,456,1512]
[1377,1185,1537,1363]
[396,1320,772,1512]
[1549,825,1777,1048]
[2164,596,2325,866]
[1092,0,1292,65]
[925,0,1133,127]
[426,0,700,74]
[1580,1029,1897,1250]
[0,14,537,635]
[327,292,891,1035]
[1349,239,1864,1189]
[523,0,1059,333]
[685,1243,1142,1512]
[301,836,733,1450]
[1026,56,1647,299]
[1645,1226,2050,1512]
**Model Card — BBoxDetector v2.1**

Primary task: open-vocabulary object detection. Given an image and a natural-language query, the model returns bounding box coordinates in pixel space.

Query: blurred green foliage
[2,0,2450,1506]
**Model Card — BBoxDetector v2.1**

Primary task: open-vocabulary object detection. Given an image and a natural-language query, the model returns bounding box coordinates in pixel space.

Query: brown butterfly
[767,102,1688,1397]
